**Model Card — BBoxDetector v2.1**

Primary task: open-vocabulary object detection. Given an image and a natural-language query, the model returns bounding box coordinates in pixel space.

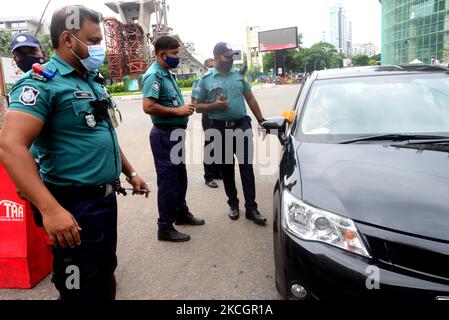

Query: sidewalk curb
[112,84,277,102]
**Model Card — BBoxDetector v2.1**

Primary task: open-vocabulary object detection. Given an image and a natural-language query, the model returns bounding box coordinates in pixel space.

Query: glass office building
[381,0,449,65]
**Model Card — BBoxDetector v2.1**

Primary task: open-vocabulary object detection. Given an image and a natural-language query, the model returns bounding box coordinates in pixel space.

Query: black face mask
[16,55,46,73]
[218,59,234,73]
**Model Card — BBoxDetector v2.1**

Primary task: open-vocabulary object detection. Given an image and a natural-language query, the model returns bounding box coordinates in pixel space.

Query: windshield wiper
[390,138,449,147]
[339,134,449,145]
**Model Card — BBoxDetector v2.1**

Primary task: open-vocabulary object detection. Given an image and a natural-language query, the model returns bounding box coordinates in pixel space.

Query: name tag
[74,91,94,99]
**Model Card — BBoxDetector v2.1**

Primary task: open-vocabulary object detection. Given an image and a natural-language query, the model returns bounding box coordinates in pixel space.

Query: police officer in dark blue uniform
[10,33,46,73]
[142,36,205,243]
[0,6,149,301]
[193,42,267,225]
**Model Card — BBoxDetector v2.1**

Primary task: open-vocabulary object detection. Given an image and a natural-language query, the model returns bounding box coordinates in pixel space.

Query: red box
[0,164,53,289]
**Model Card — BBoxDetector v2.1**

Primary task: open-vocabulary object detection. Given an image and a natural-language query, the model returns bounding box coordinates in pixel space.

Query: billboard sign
[258,27,298,52]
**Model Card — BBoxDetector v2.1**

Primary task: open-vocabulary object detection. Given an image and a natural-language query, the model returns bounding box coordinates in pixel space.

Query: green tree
[36,34,53,58]
[263,52,275,73]
[330,53,345,69]
[352,54,370,66]
[304,42,338,71]
[370,53,381,63]
[0,30,13,57]
[99,63,110,80]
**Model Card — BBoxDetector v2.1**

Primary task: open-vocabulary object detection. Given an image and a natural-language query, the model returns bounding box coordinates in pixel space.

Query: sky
[1,0,382,61]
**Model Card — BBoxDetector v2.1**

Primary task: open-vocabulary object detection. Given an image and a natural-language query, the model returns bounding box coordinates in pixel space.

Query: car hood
[297,142,449,241]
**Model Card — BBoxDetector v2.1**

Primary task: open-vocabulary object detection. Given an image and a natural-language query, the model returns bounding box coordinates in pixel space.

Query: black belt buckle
[225,121,232,128]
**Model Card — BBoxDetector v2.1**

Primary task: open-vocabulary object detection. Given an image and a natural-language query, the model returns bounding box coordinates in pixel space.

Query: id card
[108,108,119,129]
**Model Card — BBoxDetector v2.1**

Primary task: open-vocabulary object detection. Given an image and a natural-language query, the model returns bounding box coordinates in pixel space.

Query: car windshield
[297,73,449,143]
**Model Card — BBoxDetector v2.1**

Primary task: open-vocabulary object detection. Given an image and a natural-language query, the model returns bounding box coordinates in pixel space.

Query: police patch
[19,86,40,106]
[16,35,27,42]
[152,81,161,91]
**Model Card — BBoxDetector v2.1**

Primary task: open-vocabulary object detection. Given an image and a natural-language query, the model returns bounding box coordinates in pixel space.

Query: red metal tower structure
[123,24,148,75]
[104,18,148,82]
[104,18,126,82]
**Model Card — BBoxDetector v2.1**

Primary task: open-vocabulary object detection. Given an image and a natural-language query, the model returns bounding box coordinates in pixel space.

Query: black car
[262,65,449,300]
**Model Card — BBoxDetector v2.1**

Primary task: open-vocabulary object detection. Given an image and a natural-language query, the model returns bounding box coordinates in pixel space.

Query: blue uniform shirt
[8,54,122,187]
[192,68,251,121]
[142,61,188,126]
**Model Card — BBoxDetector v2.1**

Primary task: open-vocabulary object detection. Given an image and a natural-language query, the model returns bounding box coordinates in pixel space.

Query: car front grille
[366,236,449,280]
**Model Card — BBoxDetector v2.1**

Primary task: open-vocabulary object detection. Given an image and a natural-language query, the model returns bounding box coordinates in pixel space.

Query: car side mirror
[260,116,288,145]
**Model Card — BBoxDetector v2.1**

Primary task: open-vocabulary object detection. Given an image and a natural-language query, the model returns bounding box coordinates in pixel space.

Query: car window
[289,80,308,135]
[297,74,449,142]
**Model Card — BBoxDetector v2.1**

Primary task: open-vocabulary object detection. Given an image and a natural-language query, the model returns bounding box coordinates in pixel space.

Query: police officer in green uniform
[193,42,267,225]
[142,36,205,243]
[0,6,149,301]
[198,58,221,189]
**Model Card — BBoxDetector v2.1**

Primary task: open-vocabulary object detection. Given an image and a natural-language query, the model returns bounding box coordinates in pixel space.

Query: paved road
[0,84,300,300]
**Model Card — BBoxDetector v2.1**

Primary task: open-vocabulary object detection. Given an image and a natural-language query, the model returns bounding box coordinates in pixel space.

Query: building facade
[0,16,49,35]
[329,4,353,55]
[246,26,264,71]
[352,42,380,56]
[381,0,449,65]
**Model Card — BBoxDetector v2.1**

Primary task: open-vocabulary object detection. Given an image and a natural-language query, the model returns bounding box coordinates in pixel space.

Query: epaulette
[30,71,47,82]
[202,71,213,79]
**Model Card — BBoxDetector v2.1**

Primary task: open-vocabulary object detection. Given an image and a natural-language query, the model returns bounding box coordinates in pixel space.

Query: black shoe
[205,179,219,188]
[228,207,240,220]
[245,209,267,226]
[175,213,205,226]
[158,229,191,242]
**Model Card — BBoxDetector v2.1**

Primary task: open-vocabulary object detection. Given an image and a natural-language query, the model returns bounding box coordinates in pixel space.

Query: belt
[45,182,116,204]
[210,118,245,128]
[153,123,187,130]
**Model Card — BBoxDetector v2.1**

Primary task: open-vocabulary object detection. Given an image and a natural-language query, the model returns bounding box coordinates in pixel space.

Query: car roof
[314,64,449,80]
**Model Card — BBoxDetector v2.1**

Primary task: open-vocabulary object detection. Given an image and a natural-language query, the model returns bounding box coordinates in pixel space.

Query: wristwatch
[126,171,138,182]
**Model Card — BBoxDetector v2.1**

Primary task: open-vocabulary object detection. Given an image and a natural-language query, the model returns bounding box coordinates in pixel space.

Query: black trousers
[150,127,190,231]
[46,185,118,302]
[202,113,221,181]
[212,116,257,210]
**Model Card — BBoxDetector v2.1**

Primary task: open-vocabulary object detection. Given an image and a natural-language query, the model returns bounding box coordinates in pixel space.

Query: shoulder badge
[194,85,202,93]
[19,86,40,106]
[152,81,161,91]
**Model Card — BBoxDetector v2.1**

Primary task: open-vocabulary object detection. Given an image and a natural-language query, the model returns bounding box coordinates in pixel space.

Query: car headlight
[281,190,370,258]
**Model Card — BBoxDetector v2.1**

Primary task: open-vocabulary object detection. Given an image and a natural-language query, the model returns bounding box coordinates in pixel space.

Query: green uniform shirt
[8,54,122,187]
[192,68,251,121]
[142,61,188,126]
